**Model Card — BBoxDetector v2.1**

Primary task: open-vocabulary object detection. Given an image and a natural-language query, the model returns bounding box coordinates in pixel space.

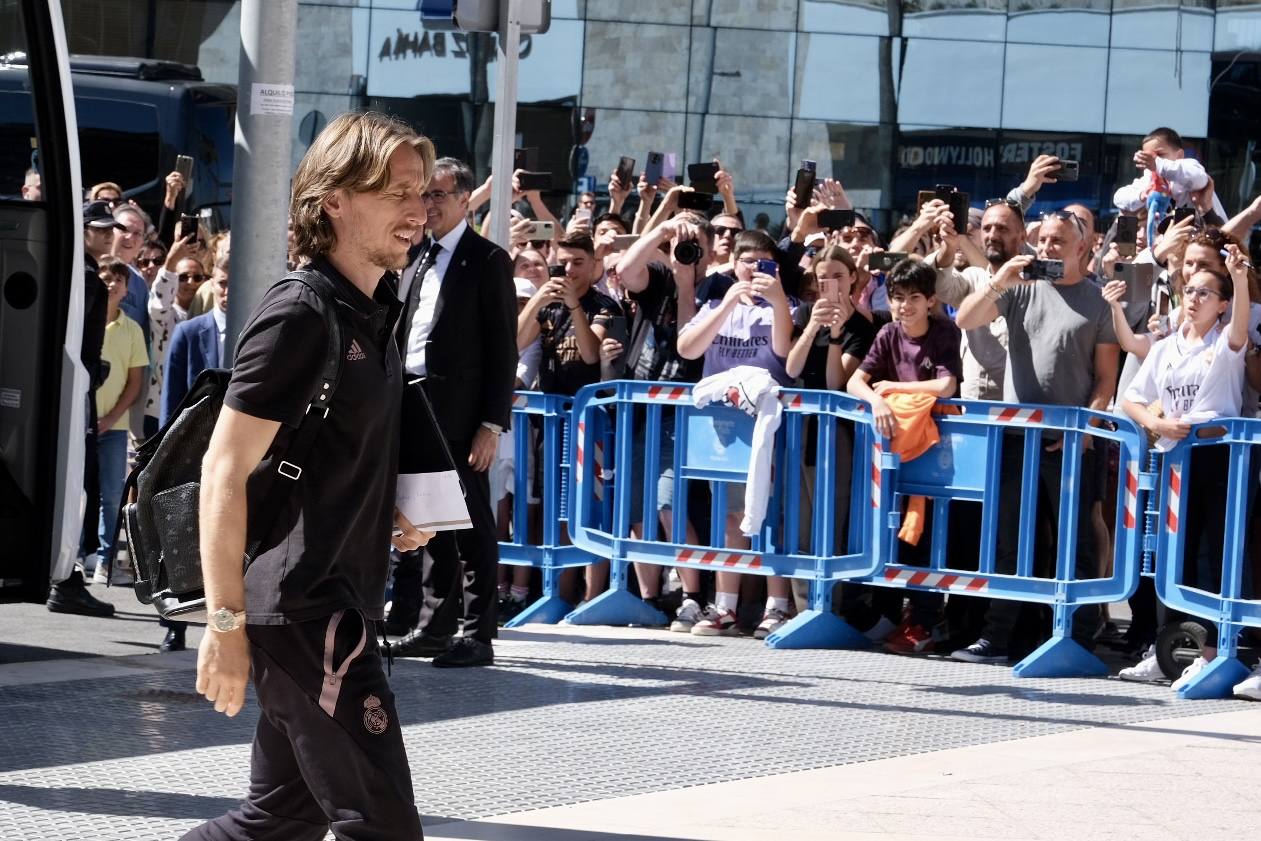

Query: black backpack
[120,269,346,621]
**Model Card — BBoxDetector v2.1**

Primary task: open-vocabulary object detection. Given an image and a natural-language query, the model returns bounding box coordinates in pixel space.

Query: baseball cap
[83,200,125,229]
[514,276,539,299]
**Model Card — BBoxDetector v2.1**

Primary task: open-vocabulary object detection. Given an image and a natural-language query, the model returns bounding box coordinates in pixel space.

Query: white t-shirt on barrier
[1124,320,1245,450]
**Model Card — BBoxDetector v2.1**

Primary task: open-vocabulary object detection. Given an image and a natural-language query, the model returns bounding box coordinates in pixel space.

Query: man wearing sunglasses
[707,212,743,276]
[952,211,1119,665]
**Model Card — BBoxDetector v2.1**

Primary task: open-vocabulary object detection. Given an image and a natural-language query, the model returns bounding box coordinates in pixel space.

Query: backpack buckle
[277,461,302,480]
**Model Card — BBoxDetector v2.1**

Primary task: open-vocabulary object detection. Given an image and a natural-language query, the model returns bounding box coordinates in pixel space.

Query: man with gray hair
[391,156,517,667]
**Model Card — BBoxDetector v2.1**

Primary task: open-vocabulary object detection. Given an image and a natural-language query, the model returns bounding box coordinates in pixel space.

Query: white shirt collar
[211,306,226,333]
[435,219,467,255]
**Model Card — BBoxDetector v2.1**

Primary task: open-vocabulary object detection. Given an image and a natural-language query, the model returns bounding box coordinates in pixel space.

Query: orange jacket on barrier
[880,390,947,546]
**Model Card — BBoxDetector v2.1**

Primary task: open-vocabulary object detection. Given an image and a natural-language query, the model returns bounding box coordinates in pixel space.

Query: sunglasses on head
[985,197,1022,211]
[1040,210,1087,236]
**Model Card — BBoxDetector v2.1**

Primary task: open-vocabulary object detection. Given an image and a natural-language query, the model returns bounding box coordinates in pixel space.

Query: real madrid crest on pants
[363,693,389,734]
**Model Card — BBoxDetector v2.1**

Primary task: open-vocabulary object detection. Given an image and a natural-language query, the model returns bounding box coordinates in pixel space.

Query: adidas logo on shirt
[346,339,367,362]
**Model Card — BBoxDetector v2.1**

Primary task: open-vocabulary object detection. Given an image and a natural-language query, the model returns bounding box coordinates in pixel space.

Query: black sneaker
[949,638,1008,664]
[497,595,527,625]
[46,572,115,618]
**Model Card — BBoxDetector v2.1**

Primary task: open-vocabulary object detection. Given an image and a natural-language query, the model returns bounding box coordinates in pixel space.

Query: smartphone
[175,154,194,183]
[793,167,816,209]
[916,190,936,211]
[1172,206,1198,226]
[645,151,665,185]
[1115,215,1138,258]
[600,315,630,380]
[524,220,554,241]
[1025,258,1065,281]
[687,162,719,194]
[1155,285,1172,334]
[933,184,957,201]
[947,191,970,237]
[178,212,199,243]
[198,205,219,236]
[870,252,908,273]
[755,258,778,276]
[548,264,567,278]
[611,234,639,251]
[572,207,593,227]
[616,156,636,187]
[818,208,856,230]
[517,171,552,191]
[819,277,841,305]
[677,191,714,211]
[1112,261,1154,287]
[800,159,817,173]
[513,147,528,171]
[662,152,678,183]
[1055,159,1079,182]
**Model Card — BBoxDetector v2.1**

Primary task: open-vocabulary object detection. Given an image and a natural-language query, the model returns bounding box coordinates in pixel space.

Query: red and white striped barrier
[881,568,990,593]
[1165,462,1182,533]
[870,440,882,509]
[988,406,1045,424]
[1122,460,1139,530]
[645,385,690,402]
[512,393,530,410]
[675,548,764,571]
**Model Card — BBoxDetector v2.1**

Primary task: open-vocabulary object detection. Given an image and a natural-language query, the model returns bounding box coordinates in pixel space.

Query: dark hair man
[182,112,436,840]
[390,156,518,667]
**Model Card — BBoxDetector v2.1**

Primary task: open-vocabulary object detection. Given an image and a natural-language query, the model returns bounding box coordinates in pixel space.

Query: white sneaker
[669,598,703,633]
[92,564,109,585]
[1233,663,1261,701]
[1118,652,1165,683]
[863,615,897,642]
[1171,656,1208,692]
[93,563,133,586]
[753,608,789,640]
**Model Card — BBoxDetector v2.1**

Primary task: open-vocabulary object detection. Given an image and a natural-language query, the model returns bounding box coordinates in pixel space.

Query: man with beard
[928,199,1031,400]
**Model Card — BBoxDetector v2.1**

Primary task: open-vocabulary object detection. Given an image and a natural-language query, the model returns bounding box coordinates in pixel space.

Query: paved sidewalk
[0,616,1256,840]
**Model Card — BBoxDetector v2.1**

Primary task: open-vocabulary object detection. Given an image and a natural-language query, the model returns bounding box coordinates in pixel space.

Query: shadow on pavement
[0,643,95,664]
[0,784,240,820]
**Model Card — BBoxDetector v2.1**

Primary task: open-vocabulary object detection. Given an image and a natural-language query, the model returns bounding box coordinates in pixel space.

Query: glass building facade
[20,0,1261,231]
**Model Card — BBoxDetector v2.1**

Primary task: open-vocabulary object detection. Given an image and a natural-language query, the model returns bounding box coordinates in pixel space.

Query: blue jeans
[96,429,128,568]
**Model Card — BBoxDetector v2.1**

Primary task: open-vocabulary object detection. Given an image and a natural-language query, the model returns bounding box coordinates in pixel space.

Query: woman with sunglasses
[1117,247,1260,697]
[143,233,207,442]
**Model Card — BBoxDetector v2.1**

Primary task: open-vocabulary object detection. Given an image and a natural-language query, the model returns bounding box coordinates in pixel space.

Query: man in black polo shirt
[183,112,435,841]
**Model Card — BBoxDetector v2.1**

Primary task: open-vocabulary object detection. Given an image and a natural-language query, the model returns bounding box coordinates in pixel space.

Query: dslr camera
[674,239,704,266]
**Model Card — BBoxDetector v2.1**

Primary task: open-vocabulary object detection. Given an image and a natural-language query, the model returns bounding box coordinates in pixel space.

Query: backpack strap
[242,268,347,564]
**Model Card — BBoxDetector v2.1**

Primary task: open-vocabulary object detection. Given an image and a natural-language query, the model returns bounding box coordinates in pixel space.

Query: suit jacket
[161,311,221,426]
[398,225,517,445]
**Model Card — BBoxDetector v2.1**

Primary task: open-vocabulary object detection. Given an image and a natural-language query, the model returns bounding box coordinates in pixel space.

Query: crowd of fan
[30,123,1261,700]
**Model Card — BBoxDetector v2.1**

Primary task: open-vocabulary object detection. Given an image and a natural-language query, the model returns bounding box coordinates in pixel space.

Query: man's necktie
[396,239,442,351]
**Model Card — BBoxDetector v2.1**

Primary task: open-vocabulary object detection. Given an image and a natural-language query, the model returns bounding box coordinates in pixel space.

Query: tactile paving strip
[0,629,1246,840]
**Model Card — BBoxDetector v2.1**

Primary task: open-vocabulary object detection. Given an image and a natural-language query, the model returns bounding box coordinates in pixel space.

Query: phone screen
[616,156,636,186]
[1115,216,1138,257]
[687,162,719,193]
[793,169,815,209]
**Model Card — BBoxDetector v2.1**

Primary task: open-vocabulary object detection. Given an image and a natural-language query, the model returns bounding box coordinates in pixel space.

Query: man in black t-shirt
[183,113,436,841]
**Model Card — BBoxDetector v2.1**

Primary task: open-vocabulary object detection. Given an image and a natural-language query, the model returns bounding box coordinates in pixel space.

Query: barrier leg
[504,563,572,627]
[1012,604,1108,678]
[1174,654,1250,700]
[765,580,872,650]
[564,558,669,626]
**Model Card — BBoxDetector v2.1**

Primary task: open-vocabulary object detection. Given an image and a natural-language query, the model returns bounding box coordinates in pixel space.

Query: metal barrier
[496,391,603,626]
[862,400,1151,677]
[565,381,892,648]
[1154,420,1261,698]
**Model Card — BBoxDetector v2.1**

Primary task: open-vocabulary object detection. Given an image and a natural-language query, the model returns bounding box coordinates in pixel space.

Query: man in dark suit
[392,157,517,667]
[161,259,228,426]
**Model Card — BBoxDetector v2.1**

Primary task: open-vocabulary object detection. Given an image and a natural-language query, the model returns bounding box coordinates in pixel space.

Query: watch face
[212,609,236,631]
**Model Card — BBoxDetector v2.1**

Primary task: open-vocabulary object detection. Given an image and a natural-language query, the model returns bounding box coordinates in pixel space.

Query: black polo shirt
[225,258,403,624]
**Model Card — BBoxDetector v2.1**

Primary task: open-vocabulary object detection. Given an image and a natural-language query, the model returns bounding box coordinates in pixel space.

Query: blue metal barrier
[866,400,1151,677]
[565,381,892,648]
[497,391,602,626]
[1154,420,1261,699]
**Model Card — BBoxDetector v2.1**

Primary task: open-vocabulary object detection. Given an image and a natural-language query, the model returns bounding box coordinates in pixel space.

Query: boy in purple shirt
[848,259,962,655]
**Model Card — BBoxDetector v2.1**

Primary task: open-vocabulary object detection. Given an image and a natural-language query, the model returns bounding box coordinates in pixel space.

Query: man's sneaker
[1118,651,1165,683]
[862,615,897,643]
[950,638,1008,664]
[1171,656,1208,692]
[753,608,789,640]
[670,598,703,633]
[691,605,739,637]
[884,623,933,655]
[92,562,133,586]
[1233,663,1261,701]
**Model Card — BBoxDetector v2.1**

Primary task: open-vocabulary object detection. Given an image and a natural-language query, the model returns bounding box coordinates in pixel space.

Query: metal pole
[485,0,521,249]
[226,0,298,361]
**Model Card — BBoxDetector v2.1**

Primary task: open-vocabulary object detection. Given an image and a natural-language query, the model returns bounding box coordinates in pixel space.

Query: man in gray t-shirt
[949,213,1120,664]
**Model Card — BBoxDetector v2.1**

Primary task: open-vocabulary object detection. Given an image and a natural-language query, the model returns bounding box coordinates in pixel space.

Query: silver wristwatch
[208,607,247,633]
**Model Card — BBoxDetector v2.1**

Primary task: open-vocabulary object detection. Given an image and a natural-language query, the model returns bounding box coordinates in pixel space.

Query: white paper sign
[250,83,295,116]
[396,471,471,532]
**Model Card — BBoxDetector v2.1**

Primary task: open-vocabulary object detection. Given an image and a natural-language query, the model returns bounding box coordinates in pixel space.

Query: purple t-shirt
[685,298,800,386]
[858,316,963,394]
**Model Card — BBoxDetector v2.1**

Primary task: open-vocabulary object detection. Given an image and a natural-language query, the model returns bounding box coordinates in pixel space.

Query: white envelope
[396,471,471,532]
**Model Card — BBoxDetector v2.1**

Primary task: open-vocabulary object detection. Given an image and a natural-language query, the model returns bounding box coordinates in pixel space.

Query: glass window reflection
[1007,0,1111,48]
[1002,44,1108,133]
[899,39,1004,129]
[794,33,882,123]
[902,0,1007,42]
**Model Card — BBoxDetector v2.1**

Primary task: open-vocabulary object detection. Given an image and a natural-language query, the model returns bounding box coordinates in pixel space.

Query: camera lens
[673,240,702,266]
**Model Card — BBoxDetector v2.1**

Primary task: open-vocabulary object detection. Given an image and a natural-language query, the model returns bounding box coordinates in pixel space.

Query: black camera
[1025,258,1065,281]
[674,240,703,266]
